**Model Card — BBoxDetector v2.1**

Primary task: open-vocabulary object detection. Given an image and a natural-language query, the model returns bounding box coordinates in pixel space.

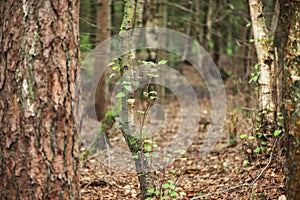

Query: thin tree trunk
[119,0,155,199]
[249,0,276,122]
[0,0,80,199]
[206,0,214,51]
[94,0,111,121]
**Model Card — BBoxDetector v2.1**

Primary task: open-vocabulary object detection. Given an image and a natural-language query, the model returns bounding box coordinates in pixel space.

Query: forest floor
[79,64,286,199]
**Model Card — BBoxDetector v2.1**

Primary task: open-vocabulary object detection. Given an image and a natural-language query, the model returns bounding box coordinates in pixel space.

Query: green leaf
[274,129,282,137]
[169,184,176,190]
[147,189,155,193]
[124,85,133,92]
[121,81,131,85]
[137,110,145,115]
[116,92,126,98]
[169,191,178,196]
[158,60,168,65]
[143,91,148,97]
[149,91,157,95]
[112,65,120,71]
[248,136,255,140]
[144,153,150,157]
[254,63,259,70]
[246,22,251,27]
[108,61,115,67]
[254,147,261,153]
[144,145,151,151]
[257,132,263,138]
[162,184,169,189]
[132,155,138,159]
[176,149,186,154]
[240,134,247,139]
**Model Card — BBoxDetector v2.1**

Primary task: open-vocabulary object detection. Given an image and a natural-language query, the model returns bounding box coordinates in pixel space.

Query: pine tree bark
[0,0,80,199]
[281,0,300,199]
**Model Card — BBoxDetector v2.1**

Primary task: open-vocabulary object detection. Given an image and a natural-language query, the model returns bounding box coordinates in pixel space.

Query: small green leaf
[254,63,259,70]
[149,91,157,95]
[147,189,155,193]
[274,129,282,137]
[138,110,145,115]
[257,132,263,138]
[246,22,251,27]
[108,61,115,67]
[124,85,133,92]
[144,145,151,151]
[132,155,138,159]
[254,147,261,153]
[112,65,120,71]
[169,184,176,190]
[240,134,247,139]
[143,91,148,97]
[243,160,249,166]
[116,92,126,98]
[121,81,131,85]
[176,149,186,154]
[162,184,169,189]
[158,60,168,65]
[248,136,255,140]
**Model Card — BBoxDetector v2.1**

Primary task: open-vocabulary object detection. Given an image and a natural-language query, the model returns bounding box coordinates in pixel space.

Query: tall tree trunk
[249,0,276,123]
[94,0,111,121]
[0,0,80,199]
[281,0,300,199]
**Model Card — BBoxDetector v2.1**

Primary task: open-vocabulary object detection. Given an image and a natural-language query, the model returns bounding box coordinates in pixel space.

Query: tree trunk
[0,0,80,199]
[281,0,300,199]
[249,0,276,123]
[94,0,111,121]
[119,0,155,199]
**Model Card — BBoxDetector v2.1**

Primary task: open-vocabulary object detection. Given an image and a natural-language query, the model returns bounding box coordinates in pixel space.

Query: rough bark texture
[0,0,80,199]
[249,0,276,121]
[281,0,300,199]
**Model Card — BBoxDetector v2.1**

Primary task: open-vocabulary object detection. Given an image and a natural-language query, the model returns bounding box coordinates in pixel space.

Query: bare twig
[192,138,278,199]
